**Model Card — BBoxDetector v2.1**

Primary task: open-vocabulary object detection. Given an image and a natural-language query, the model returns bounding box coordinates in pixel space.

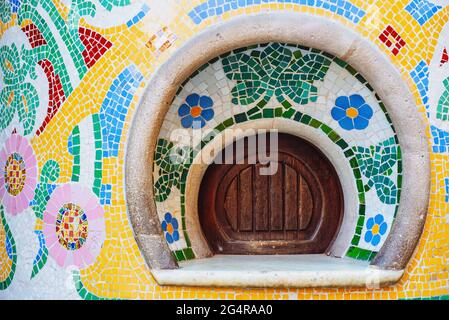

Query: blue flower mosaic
[364,214,388,246]
[161,212,180,244]
[331,94,373,131]
[178,93,214,129]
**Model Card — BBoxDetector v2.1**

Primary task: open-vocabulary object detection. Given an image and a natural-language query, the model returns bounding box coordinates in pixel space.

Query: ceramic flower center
[346,107,359,119]
[4,153,26,196]
[372,224,380,235]
[190,106,202,117]
[56,203,89,251]
[166,223,174,234]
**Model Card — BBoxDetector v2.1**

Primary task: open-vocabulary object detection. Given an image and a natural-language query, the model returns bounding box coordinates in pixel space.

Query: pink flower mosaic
[42,184,105,269]
[0,134,37,215]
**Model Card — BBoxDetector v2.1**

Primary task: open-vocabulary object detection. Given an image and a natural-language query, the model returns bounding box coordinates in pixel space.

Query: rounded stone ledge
[151,255,404,288]
[125,11,430,276]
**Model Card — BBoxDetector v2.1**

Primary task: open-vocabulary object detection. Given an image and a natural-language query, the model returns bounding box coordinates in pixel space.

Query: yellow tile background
[1,0,449,299]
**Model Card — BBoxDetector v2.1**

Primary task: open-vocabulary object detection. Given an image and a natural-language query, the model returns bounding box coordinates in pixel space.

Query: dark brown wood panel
[198,133,343,255]
[239,167,252,231]
[284,163,298,231]
[224,177,238,231]
[270,166,283,231]
[299,177,313,230]
[254,164,269,231]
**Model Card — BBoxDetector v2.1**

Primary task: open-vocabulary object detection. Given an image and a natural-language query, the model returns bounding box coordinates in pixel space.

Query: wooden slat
[284,164,298,231]
[238,166,253,231]
[198,132,343,255]
[254,164,269,231]
[269,161,283,231]
[224,176,238,231]
[299,176,314,230]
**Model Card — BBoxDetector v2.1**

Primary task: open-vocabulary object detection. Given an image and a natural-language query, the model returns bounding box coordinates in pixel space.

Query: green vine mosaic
[92,113,104,198]
[99,0,131,11]
[437,77,449,121]
[0,43,43,135]
[154,139,192,203]
[0,0,132,137]
[30,159,60,279]
[17,0,129,95]
[0,0,12,23]
[0,205,17,290]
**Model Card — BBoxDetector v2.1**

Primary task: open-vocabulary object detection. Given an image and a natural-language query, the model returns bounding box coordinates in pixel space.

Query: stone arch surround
[125,12,430,274]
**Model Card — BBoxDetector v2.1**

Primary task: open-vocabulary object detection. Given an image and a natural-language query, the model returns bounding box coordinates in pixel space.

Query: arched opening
[199,133,343,255]
[125,12,430,287]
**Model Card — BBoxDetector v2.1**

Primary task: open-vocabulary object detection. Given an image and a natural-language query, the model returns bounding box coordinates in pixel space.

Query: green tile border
[92,113,103,197]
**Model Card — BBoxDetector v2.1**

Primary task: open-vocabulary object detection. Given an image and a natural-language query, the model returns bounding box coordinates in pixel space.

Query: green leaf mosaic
[0,0,12,23]
[437,77,449,121]
[354,138,402,206]
[154,139,192,202]
[69,126,81,182]
[222,43,331,107]
[92,113,103,198]
[0,43,42,135]
[0,0,132,137]
[31,160,60,221]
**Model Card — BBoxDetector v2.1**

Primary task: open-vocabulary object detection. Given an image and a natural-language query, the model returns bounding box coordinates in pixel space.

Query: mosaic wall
[153,43,402,262]
[0,0,448,300]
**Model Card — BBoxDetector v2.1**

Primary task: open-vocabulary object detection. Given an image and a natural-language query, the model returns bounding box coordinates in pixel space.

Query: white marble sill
[151,254,404,288]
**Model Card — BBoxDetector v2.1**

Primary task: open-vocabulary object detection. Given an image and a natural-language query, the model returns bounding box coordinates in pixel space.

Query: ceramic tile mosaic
[0,0,449,300]
[153,43,401,261]
[188,0,367,25]
[405,0,443,26]
[411,60,430,115]
[379,25,407,56]
[441,47,448,66]
[431,125,449,153]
